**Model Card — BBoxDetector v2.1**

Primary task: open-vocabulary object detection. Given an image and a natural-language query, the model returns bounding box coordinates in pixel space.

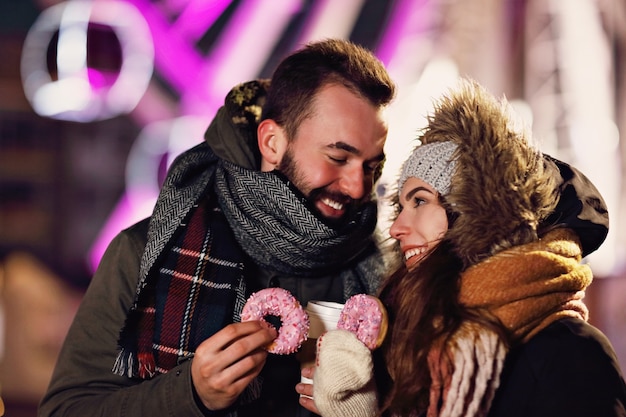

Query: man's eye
[329,156,347,164]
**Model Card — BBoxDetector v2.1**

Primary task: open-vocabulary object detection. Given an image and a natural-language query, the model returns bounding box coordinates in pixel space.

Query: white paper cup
[306,300,343,338]
[299,300,343,386]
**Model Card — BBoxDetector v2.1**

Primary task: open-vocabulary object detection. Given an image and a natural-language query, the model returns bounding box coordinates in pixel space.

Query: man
[38,39,396,417]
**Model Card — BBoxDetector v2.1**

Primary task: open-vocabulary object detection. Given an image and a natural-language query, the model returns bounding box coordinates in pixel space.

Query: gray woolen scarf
[134,81,384,313]
[215,158,381,277]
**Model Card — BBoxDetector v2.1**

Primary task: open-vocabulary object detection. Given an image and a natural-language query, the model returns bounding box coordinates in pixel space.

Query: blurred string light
[524,0,619,275]
[20,0,154,122]
[19,0,613,275]
[297,0,366,41]
[88,0,466,271]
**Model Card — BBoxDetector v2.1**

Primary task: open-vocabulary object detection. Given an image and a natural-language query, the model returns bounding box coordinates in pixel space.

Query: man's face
[276,83,388,224]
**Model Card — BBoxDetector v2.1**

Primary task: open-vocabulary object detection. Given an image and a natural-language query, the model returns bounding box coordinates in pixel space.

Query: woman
[299,78,626,417]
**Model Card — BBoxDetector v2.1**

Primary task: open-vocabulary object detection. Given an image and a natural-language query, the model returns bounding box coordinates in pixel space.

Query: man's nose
[339,166,366,200]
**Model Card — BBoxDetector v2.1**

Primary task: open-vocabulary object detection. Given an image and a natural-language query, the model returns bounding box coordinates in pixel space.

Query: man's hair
[261,38,396,140]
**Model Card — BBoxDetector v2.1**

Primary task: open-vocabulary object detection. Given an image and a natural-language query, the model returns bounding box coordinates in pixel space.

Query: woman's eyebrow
[405,186,434,201]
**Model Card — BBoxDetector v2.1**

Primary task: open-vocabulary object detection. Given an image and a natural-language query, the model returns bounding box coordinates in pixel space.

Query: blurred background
[0,0,625,415]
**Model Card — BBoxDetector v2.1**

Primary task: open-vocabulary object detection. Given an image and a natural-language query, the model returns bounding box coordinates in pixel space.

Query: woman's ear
[258,119,287,172]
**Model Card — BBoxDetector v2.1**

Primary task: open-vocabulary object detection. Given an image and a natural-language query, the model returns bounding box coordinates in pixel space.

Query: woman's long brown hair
[377,240,464,415]
[377,235,506,415]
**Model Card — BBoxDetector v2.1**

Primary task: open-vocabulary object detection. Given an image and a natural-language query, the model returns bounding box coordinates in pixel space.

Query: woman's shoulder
[509,316,624,379]
[489,317,626,417]
[522,317,621,365]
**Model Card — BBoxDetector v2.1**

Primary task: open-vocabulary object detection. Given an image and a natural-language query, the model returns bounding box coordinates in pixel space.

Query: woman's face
[389,177,449,269]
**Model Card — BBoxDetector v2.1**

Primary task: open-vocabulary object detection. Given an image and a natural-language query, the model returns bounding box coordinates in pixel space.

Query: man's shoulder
[107,217,150,252]
[123,217,150,239]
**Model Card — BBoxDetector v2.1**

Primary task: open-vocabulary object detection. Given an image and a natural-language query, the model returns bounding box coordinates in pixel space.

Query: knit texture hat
[398,141,458,196]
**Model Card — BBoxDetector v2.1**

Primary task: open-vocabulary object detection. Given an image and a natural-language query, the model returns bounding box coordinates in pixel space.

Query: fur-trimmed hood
[419,79,559,267]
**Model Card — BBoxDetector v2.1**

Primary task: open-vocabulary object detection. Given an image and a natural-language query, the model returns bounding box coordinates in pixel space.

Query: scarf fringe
[112,349,158,379]
[113,348,137,378]
[137,352,157,379]
[428,323,507,417]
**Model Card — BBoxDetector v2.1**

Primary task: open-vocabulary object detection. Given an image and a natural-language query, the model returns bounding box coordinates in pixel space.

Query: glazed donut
[336,294,388,350]
[241,287,310,355]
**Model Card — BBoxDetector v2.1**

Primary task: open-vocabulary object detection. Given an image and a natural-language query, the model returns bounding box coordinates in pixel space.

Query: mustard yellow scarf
[427,229,592,417]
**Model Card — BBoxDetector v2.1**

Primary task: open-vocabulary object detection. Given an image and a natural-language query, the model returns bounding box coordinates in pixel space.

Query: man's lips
[316,197,346,218]
[321,197,344,211]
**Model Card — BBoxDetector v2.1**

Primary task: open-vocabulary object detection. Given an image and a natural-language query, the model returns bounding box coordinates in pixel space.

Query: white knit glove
[313,329,379,417]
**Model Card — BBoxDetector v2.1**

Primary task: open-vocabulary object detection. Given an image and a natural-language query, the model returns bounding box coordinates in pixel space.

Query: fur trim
[420,79,559,267]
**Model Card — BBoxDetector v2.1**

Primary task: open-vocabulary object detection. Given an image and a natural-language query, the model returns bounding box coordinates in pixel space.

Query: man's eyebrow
[329,141,385,162]
[329,141,360,155]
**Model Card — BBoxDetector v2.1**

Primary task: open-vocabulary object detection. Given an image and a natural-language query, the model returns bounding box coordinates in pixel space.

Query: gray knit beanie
[398,141,458,196]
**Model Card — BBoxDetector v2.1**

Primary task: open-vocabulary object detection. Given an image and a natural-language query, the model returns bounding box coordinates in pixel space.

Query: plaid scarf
[114,194,247,378]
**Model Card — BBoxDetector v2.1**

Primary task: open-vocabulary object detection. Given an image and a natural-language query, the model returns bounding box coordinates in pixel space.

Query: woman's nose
[389,213,407,241]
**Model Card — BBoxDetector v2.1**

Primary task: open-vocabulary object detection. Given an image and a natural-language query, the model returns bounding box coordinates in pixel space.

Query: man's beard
[276,147,363,228]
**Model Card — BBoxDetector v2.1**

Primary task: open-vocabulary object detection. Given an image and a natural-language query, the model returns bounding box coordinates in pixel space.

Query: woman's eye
[413,197,426,207]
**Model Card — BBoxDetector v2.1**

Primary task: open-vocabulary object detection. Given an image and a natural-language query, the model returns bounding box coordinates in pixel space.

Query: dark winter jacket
[489,317,626,417]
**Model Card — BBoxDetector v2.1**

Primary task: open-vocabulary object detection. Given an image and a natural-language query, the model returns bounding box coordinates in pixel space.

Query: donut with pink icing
[241,288,310,354]
[336,294,388,350]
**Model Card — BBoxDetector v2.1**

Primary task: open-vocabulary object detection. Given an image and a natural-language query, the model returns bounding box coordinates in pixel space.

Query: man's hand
[191,321,277,411]
[297,366,321,414]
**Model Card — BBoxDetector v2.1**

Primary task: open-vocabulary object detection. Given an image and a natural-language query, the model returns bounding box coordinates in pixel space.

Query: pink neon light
[376,0,430,66]
[124,0,206,91]
[173,0,232,41]
[89,0,404,272]
[180,0,302,116]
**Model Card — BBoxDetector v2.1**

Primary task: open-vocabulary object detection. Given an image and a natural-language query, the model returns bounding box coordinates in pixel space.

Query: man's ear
[258,119,287,172]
